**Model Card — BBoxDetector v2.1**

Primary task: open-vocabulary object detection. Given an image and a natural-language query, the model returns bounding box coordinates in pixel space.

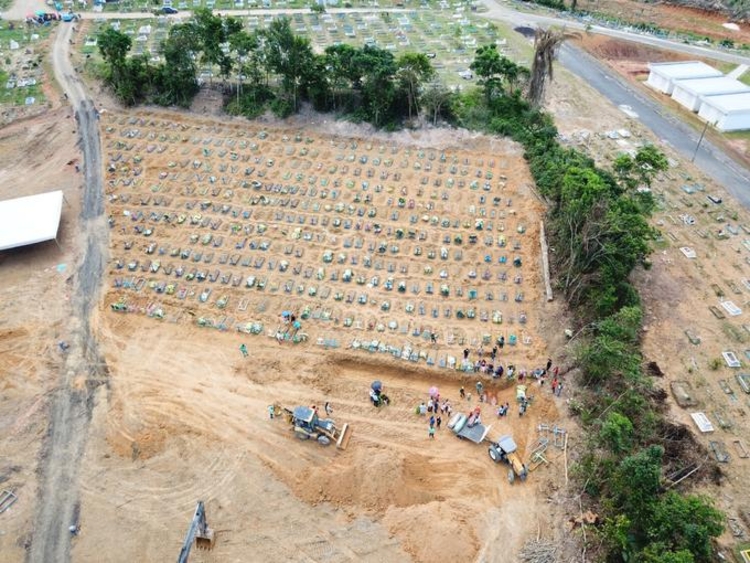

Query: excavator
[177,501,214,563]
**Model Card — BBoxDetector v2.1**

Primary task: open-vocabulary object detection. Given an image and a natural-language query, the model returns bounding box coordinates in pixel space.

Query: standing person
[428,425,436,439]
[546,358,553,372]
[431,332,438,345]
[268,405,275,419]
[463,348,470,360]
[556,382,563,397]
[436,415,442,429]
[553,366,560,378]
[324,401,333,415]
[491,346,497,361]
[551,378,558,394]
[429,415,436,428]
[419,402,427,415]
[498,335,505,350]
[475,381,484,396]
[427,399,434,413]
[459,386,466,399]
[239,343,248,357]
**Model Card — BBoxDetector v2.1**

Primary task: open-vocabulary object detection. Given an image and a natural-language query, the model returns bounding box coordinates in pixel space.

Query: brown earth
[578,0,750,42]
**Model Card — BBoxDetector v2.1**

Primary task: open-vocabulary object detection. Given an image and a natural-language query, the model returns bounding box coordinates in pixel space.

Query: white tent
[0,190,64,251]
[672,76,750,112]
[698,92,750,132]
[646,61,722,95]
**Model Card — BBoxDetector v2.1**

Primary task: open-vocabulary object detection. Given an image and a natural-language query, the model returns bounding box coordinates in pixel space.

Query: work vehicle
[448,407,492,444]
[177,501,214,563]
[488,435,528,483]
[280,405,352,449]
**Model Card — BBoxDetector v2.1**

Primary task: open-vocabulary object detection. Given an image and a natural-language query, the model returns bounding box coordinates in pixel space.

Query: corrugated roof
[700,91,750,113]
[674,76,750,96]
[648,61,723,80]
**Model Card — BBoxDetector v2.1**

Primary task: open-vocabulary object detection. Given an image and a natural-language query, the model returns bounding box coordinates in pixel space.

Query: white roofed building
[647,61,722,94]
[697,92,750,131]
[671,76,750,112]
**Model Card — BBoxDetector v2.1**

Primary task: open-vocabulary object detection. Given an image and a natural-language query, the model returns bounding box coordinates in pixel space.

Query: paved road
[557,44,750,202]
[29,22,108,563]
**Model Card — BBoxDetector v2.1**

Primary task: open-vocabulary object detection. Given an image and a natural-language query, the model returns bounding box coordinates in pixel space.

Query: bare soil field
[577,0,750,43]
[0,109,84,561]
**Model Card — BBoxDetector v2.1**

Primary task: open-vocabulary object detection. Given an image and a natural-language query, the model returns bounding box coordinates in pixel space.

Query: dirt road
[28,22,108,563]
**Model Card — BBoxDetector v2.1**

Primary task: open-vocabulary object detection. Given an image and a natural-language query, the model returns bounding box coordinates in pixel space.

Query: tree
[647,493,724,562]
[527,28,580,107]
[191,8,243,84]
[471,44,529,103]
[421,81,452,125]
[611,445,663,531]
[396,52,434,120]
[471,44,503,102]
[155,24,200,107]
[264,17,316,112]
[98,28,133,89]
[614,144,669,192]
[229,29,260,102]
[599,412,634,453]
[98,27,132,67]
[323,43,359,110]
[355,45,397,126]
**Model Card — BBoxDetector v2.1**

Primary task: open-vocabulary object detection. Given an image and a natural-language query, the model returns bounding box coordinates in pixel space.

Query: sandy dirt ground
[576,0,750,43]
[70,109,567,562]
[0,109,85,560]
[0,102,572,562]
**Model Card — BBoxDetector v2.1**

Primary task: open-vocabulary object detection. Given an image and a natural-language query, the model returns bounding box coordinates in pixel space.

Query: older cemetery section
[84,7,511,87]
[103,110,546,369]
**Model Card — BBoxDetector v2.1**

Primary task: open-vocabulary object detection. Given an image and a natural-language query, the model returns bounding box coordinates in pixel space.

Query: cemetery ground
[0,104,578,561]
[2,12,750,563]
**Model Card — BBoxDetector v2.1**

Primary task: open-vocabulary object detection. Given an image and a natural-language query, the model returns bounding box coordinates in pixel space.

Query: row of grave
[109,128,508,166]
[96,7,500,73]
[110,269,531,310]
[107,198,526,234]
[112,241,531,283]
[106,186,519,218]
[107,295,536,352]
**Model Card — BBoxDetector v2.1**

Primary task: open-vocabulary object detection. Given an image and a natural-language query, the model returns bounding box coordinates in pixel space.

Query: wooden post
[540,221,553,302]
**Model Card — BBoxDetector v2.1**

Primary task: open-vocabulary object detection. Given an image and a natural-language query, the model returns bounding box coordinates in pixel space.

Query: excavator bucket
[195,527,215,550]
[336,423,352,450]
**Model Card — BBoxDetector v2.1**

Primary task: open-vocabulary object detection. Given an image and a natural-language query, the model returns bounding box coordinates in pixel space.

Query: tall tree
[324,44,360,110]
[191,8,243,84]
[421,80,452,126]
[156,24,200,107]
[527,28,580,107]
[396,52,434,120]
[98,28,132,87]
[229,29,261,102]
[264,17,315,111]
[355,45,397,127]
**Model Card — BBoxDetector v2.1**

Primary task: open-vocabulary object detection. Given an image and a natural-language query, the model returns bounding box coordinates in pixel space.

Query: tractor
[488,435,528,483]
[280,406,352,449]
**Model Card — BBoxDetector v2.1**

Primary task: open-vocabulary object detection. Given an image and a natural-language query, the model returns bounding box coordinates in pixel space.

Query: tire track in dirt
[28,23,109,563]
